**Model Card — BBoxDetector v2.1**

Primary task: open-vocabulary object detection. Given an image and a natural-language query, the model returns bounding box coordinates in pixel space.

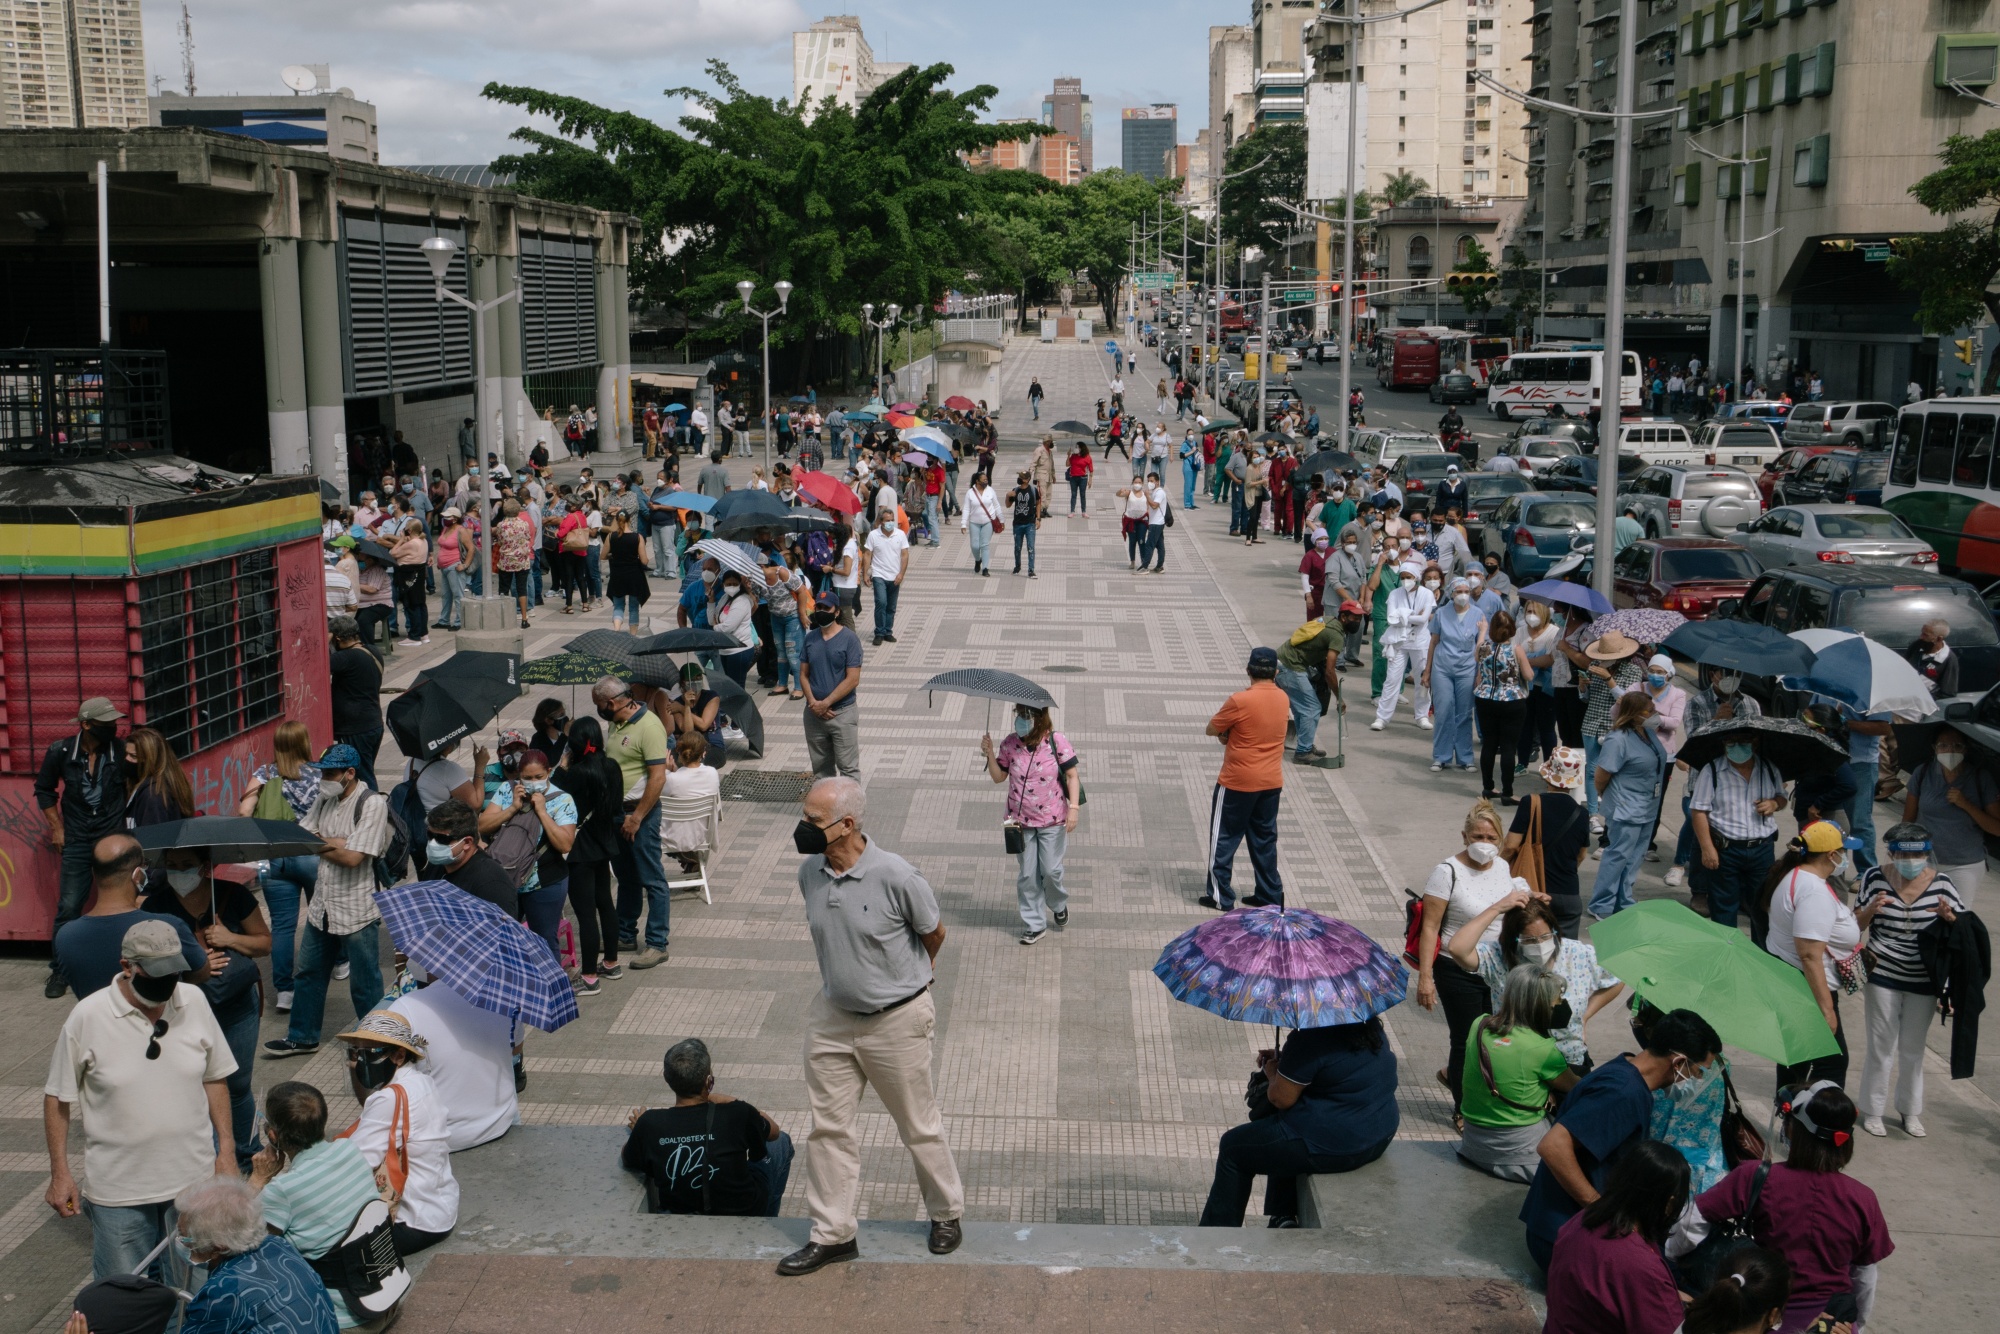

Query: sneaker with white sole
[1860,1115,1888,1137]
[1588,815,1606,837]
[1429,762,1444,772]
[1419,718,1434,731]
[1368,720,1386,731]
[1019,929,1046,945]
[1902,1114,1927,1137]
[274,990,294,1013]
[332,961,350,981]
[1664,867,1686,888]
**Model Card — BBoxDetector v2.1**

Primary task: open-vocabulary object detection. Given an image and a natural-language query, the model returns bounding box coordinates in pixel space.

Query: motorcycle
[1546,532,1594,582]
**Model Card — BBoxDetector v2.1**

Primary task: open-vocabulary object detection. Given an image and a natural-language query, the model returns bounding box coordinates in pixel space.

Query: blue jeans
[217,1000,261,1168]
[287,920,385,1045]
[586,545,602,598]
[530,557,544,607]
[924,495,942,544]
[520,880,567,963]
[1031,398,1041,419]
[871,577,900,638]
[1013,524,1036,573]
[749,1131,796,1217]
[83,1199,194,1286]
[772,615,805,691]
[611,593,645,625]
[1843,760,1879,870]
[1591,814,1651,917]
[1197,1117,1393,1226]
[969,522,991,569]
[1183,459,1199,508]
[1230,483,1246,533]
[437,566,466,629]
[261,855,316,994]
[1582,734,1603,818]
[1699,838,1774,929]
[1275,667,1321,756]
[1430,666,1477,766]
[614,804,669,950]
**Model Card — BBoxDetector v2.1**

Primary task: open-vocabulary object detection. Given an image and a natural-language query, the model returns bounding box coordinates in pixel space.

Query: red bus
[1375,331,1441,390]
[1218,299,1252,333]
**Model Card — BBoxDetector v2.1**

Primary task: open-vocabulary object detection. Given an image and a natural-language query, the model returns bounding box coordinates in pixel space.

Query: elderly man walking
[778,777,963,1276]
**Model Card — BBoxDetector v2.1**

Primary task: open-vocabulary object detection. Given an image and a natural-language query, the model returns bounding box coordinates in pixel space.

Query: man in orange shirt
[1201,647,1291,910]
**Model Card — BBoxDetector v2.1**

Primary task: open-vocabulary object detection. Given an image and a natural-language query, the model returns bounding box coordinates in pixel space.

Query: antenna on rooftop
[179,3,196,96]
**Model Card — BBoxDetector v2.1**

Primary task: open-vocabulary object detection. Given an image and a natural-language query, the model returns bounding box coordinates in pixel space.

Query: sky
[142,0,1221,169]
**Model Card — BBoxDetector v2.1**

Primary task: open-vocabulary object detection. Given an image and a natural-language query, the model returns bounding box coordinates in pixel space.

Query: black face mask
[1549,1000,1575,1032]
[793,817,839,855]
[809,610,837,629]
[88,722,118,746]
[350,1048,399,1092]
[130,970,181,1004]
[596,706,621,723]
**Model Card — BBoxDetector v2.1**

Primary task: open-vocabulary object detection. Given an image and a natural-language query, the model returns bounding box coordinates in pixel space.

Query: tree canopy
[1218,124,1307,255]
[1889,129,2000,392]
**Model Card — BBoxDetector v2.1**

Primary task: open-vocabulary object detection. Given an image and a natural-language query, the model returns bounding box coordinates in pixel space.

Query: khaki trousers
[803,989,963,1244]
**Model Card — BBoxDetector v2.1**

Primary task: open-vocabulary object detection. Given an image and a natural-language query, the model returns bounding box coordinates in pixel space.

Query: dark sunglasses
[145,1017,169,1060]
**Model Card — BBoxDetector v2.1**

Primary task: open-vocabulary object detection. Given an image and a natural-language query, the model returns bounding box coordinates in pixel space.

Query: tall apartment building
[1041,78,1094,174]
[1251,0,1316,130]
[0,0,147,130]
[1031,132,1081,185]
[1673,1,2000,398]
[1210,23,1256,158]
[1121,105,1177,181]
[793,15,910,116]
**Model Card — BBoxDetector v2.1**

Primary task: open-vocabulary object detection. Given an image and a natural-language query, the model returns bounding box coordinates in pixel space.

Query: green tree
[1452,238,1498,317]
[484,61,1033,385]
[1381,170,1429,207]
[1218,124,1307,254]
[1498,247,1543,343]
[1889,129,2000,392]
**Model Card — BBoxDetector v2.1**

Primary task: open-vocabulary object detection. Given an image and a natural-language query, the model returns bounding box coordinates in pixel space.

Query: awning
[633,372,701,390]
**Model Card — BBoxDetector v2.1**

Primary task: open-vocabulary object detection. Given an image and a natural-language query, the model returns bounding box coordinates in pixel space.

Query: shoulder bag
[973,488,1001,534]
[251,772,293,822]
[1675,1161,1771,1293]
[1402,862,1455,966]
[304,1196,411,1319]
[1718,1064,1768,1166]
[337,1081,412,1204]
[1507,795,1546,898]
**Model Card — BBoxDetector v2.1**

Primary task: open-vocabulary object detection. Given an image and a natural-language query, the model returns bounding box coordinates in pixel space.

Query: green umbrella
[1589,900,1841,1066]
[519,652,629,686]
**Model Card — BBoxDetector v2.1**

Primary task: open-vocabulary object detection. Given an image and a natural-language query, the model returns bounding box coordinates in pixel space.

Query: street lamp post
[421,236,520,601]
[738,278,793,476]
[862,301,899,401]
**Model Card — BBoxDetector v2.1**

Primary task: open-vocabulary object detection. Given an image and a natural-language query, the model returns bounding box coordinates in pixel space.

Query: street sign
[1132,272,1175,290]
[1860,244,1891,263]
[1283,289,1315,302]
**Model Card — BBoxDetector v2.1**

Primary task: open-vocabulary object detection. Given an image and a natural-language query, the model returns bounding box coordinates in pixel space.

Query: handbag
[1401,864,1455,966]
[1718,1065,1768,1167]
[1003,821,1026,855]
[1244,1068,1277,1120]
[973,490,1001,534]
[337,1081,412,1202]
[1675,1161,1770,1293]
[1508,795,1546,898]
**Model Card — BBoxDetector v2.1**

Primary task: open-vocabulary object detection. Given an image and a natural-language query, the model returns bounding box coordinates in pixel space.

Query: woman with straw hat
[1579,630,1645,840]
[335,1011,458,1256]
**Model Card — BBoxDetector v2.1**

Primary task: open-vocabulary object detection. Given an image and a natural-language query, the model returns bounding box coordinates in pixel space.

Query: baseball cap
[120,920,187,977]
[78,697,125,724]
[441,506,462,519]
[1337,599,1366,616]
[1799,820,1864,855]
[1247,647,1279,672]
[318,742,362,771]
[815,590,838,611]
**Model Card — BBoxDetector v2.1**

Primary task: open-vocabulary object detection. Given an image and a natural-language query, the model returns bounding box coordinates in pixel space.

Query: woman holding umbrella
[979,703,1080,946]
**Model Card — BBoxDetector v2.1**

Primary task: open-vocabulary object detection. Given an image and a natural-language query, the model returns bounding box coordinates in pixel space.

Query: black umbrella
[715,509,833,538]
[519,652,629,686]
[709,490,791,523]
[1255,431,1293,445]
[389,651,523,760]
[631,627,740,656]
[135,816,323,862]
[700,669,764,757]
[1890,702,1993,773]
[937,423,979,443]
[923,669,1057,709]
[1679,716,1848,780]
[319,478,342,503]
[564,628,645,661]
[1662,620,1816,677]
[1298,449,1360,481]
[354,539,395,566]
[1050,420,1097,436]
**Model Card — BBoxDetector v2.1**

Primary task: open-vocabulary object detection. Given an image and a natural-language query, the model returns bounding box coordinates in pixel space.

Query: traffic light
[1244,351,1260,380]
[1956,338,1976,365]
[1445,272,1498,294]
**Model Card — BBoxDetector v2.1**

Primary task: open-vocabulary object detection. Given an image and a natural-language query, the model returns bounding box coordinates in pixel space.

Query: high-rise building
[0,0,147,130]
[1250,0,1316,130]
[1040,77,1094,175]
[793,15,910,117]
[1209,24,1255,156]
[1122,105,1177,181]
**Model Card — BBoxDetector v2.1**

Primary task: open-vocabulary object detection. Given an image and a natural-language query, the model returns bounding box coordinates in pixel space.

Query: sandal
[790,690,805,700]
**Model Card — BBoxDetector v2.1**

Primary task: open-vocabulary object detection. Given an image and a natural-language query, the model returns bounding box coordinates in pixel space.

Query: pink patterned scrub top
[996,731,1078,829]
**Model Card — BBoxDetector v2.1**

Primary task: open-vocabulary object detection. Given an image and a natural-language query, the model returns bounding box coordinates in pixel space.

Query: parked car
[1537,451,1651,494]
[1781,400,1897,448]
[1428,372,1481,405]
[1770,448,1890,508]
[1308,340,1344,364]
[1460,474,1535,546]
[1758,445,1839,504]
[1716,565,2000,696]
[1618,465,1764,539]
[1389,451,1471,512]
[1733,504,1939,570]
[1715,401,1793,423]
[1614,419,1703,466]
[1692,418,1783,470]
[1489,435,1584,473]
[1478,492,1599,580]
[1606,537,1762,618]
[1508,416,1597,450]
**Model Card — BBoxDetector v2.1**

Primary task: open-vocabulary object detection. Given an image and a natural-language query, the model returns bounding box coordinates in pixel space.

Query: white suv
[1615,420,1702,466]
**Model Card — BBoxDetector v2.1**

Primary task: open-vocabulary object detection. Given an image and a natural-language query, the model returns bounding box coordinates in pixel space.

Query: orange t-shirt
[1211,680,1289,791]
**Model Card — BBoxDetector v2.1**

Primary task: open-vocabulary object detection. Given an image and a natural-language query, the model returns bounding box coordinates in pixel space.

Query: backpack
[1290,618,1328,646]
[483,800,546,889]
[377,776,424,887]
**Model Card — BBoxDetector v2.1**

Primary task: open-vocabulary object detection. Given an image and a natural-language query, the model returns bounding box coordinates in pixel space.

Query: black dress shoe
[1196,894,1225,910]
[1241,894,1277,908]
[44,970,67,999]
[776,1240,859,1276]
[928,1219,963,1255]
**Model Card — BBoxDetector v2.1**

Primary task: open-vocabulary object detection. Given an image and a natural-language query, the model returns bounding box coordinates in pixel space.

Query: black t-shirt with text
[621,1099,771,1216]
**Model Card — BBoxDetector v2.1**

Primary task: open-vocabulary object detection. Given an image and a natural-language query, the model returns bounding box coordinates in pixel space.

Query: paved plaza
[1,332,1995,1331]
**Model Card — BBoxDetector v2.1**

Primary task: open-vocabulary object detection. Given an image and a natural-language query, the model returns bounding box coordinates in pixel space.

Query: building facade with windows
[1041,77,1094,175]
[0,0,146,129]
[1122,105,1178,180]
[793,15,911,116]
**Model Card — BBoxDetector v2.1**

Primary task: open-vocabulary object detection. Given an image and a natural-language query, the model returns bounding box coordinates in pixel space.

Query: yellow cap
[1800,820,1857,855]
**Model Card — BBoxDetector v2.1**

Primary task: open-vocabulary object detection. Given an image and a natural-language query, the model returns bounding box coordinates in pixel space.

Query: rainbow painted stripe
[0,492,321,576]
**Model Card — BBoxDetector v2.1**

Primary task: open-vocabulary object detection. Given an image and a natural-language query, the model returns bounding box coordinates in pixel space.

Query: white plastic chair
[656,788,721,904]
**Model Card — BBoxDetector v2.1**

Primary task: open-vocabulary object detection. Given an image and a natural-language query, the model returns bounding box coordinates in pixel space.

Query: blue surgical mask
[1014,716,1034,737]
[1893,857,1929,880]
[1647,673,1668,688]
[1725,742,1755,764]
[426,839,456,866]
[1668,1061,1717,1107]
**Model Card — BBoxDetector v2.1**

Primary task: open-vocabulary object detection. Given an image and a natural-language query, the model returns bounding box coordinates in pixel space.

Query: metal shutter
[339,211,475,395]
[520,231,598,373]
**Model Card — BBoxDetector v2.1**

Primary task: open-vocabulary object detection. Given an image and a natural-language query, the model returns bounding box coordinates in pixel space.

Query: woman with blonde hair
[239,720,322,1010]
[124,726,195,829]
[1414,797,1539,1130]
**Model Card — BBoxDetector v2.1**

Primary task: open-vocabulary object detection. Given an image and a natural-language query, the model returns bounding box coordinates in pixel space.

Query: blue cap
[1247,647,1279,671]
[318,743,361,771]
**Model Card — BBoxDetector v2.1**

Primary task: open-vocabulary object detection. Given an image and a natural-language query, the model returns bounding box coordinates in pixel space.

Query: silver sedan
[1732,503,1940,570]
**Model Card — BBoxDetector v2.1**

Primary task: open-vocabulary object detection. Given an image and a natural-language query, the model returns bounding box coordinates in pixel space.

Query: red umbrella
[884,411,921,428]
[944,395,976,411]
[890,401,918,412]
[794,470,861,514]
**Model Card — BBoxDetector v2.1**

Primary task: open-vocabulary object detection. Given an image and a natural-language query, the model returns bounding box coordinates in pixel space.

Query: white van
[1615,420,1702,467]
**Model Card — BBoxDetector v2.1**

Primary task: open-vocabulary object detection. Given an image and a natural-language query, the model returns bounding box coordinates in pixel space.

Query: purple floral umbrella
[1153,906,1408,1030]
[1579,607,1688,648]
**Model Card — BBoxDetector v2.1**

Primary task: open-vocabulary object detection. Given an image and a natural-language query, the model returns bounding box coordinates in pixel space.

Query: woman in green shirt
[1458,964,1581,1183]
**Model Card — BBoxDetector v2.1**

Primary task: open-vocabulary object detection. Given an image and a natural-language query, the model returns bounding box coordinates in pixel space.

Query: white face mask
[1937,750,1965,771]
[1343,543,1358,555]
[1526,613,1543,629]
[318,779,345,802]
[1715,675,1740,695]
[1452,592,1471,609]
[1401,576,1417,591]
[1424,579,1442,592]
[1465,840,1499,865]
[1521,936,1557,965]
[166,867,203,895]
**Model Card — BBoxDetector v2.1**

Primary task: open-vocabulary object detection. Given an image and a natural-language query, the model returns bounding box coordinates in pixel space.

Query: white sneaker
[1860,1115,1888,1137]
[1368,720,1386,731]
[1419,718,1434,731]
[275,990,293,1013]
[397,638,421,647]
[1589,814,1606,836]
[1429,762,1444,772]
[1903,1114,1927,1138]
[1664,866,1686,888]
[333,961,350,981]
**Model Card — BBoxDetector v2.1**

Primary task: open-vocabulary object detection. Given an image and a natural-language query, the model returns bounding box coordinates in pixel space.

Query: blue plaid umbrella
[375,880,579,1032]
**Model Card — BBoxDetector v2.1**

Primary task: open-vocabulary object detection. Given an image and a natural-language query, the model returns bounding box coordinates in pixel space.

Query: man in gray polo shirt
[777,777,963,1276]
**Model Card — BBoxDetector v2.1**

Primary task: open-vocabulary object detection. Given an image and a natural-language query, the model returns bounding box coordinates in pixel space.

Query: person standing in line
[595,679,672,972]
[1591,692,1670,919]
[492,500,535,631]
[433,508,469,630]
[1241,448,1270,546]
[1687,733,1787,937]
[1473,610,1532,804]
[962,470,1000,577]
[1372,562,1436,732]
[1027,376,1043,420]
[1178,428,1201,510]
[44,920,237,1285]
[861,507,912,644]
[52,835,209,1001]
[1765,821,1865,1092]
[980,704,1080,945]
[1897,725,2000,906]
[778,777,963,1276]
[1424,575,1484,773]
[324,619,384,790]
[802,592,864,779]
[1200,648,1290,911]
[828,524,862,627]
[1854,821,1963,1139]
[1005,470,1040,577]
[34,698,129,998]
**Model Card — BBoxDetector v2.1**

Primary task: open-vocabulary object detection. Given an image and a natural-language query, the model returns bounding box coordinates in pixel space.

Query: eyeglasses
[145,1017,169,1060]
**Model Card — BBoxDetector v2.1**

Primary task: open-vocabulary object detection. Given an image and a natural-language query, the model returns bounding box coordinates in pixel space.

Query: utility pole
[1593,0,1639,602]
[1258,272,1271,432]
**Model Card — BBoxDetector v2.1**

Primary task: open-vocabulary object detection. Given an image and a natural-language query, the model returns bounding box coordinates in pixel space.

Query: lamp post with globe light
[420,235,519,604]
[862,302,900,403]
[738,279,792,474]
